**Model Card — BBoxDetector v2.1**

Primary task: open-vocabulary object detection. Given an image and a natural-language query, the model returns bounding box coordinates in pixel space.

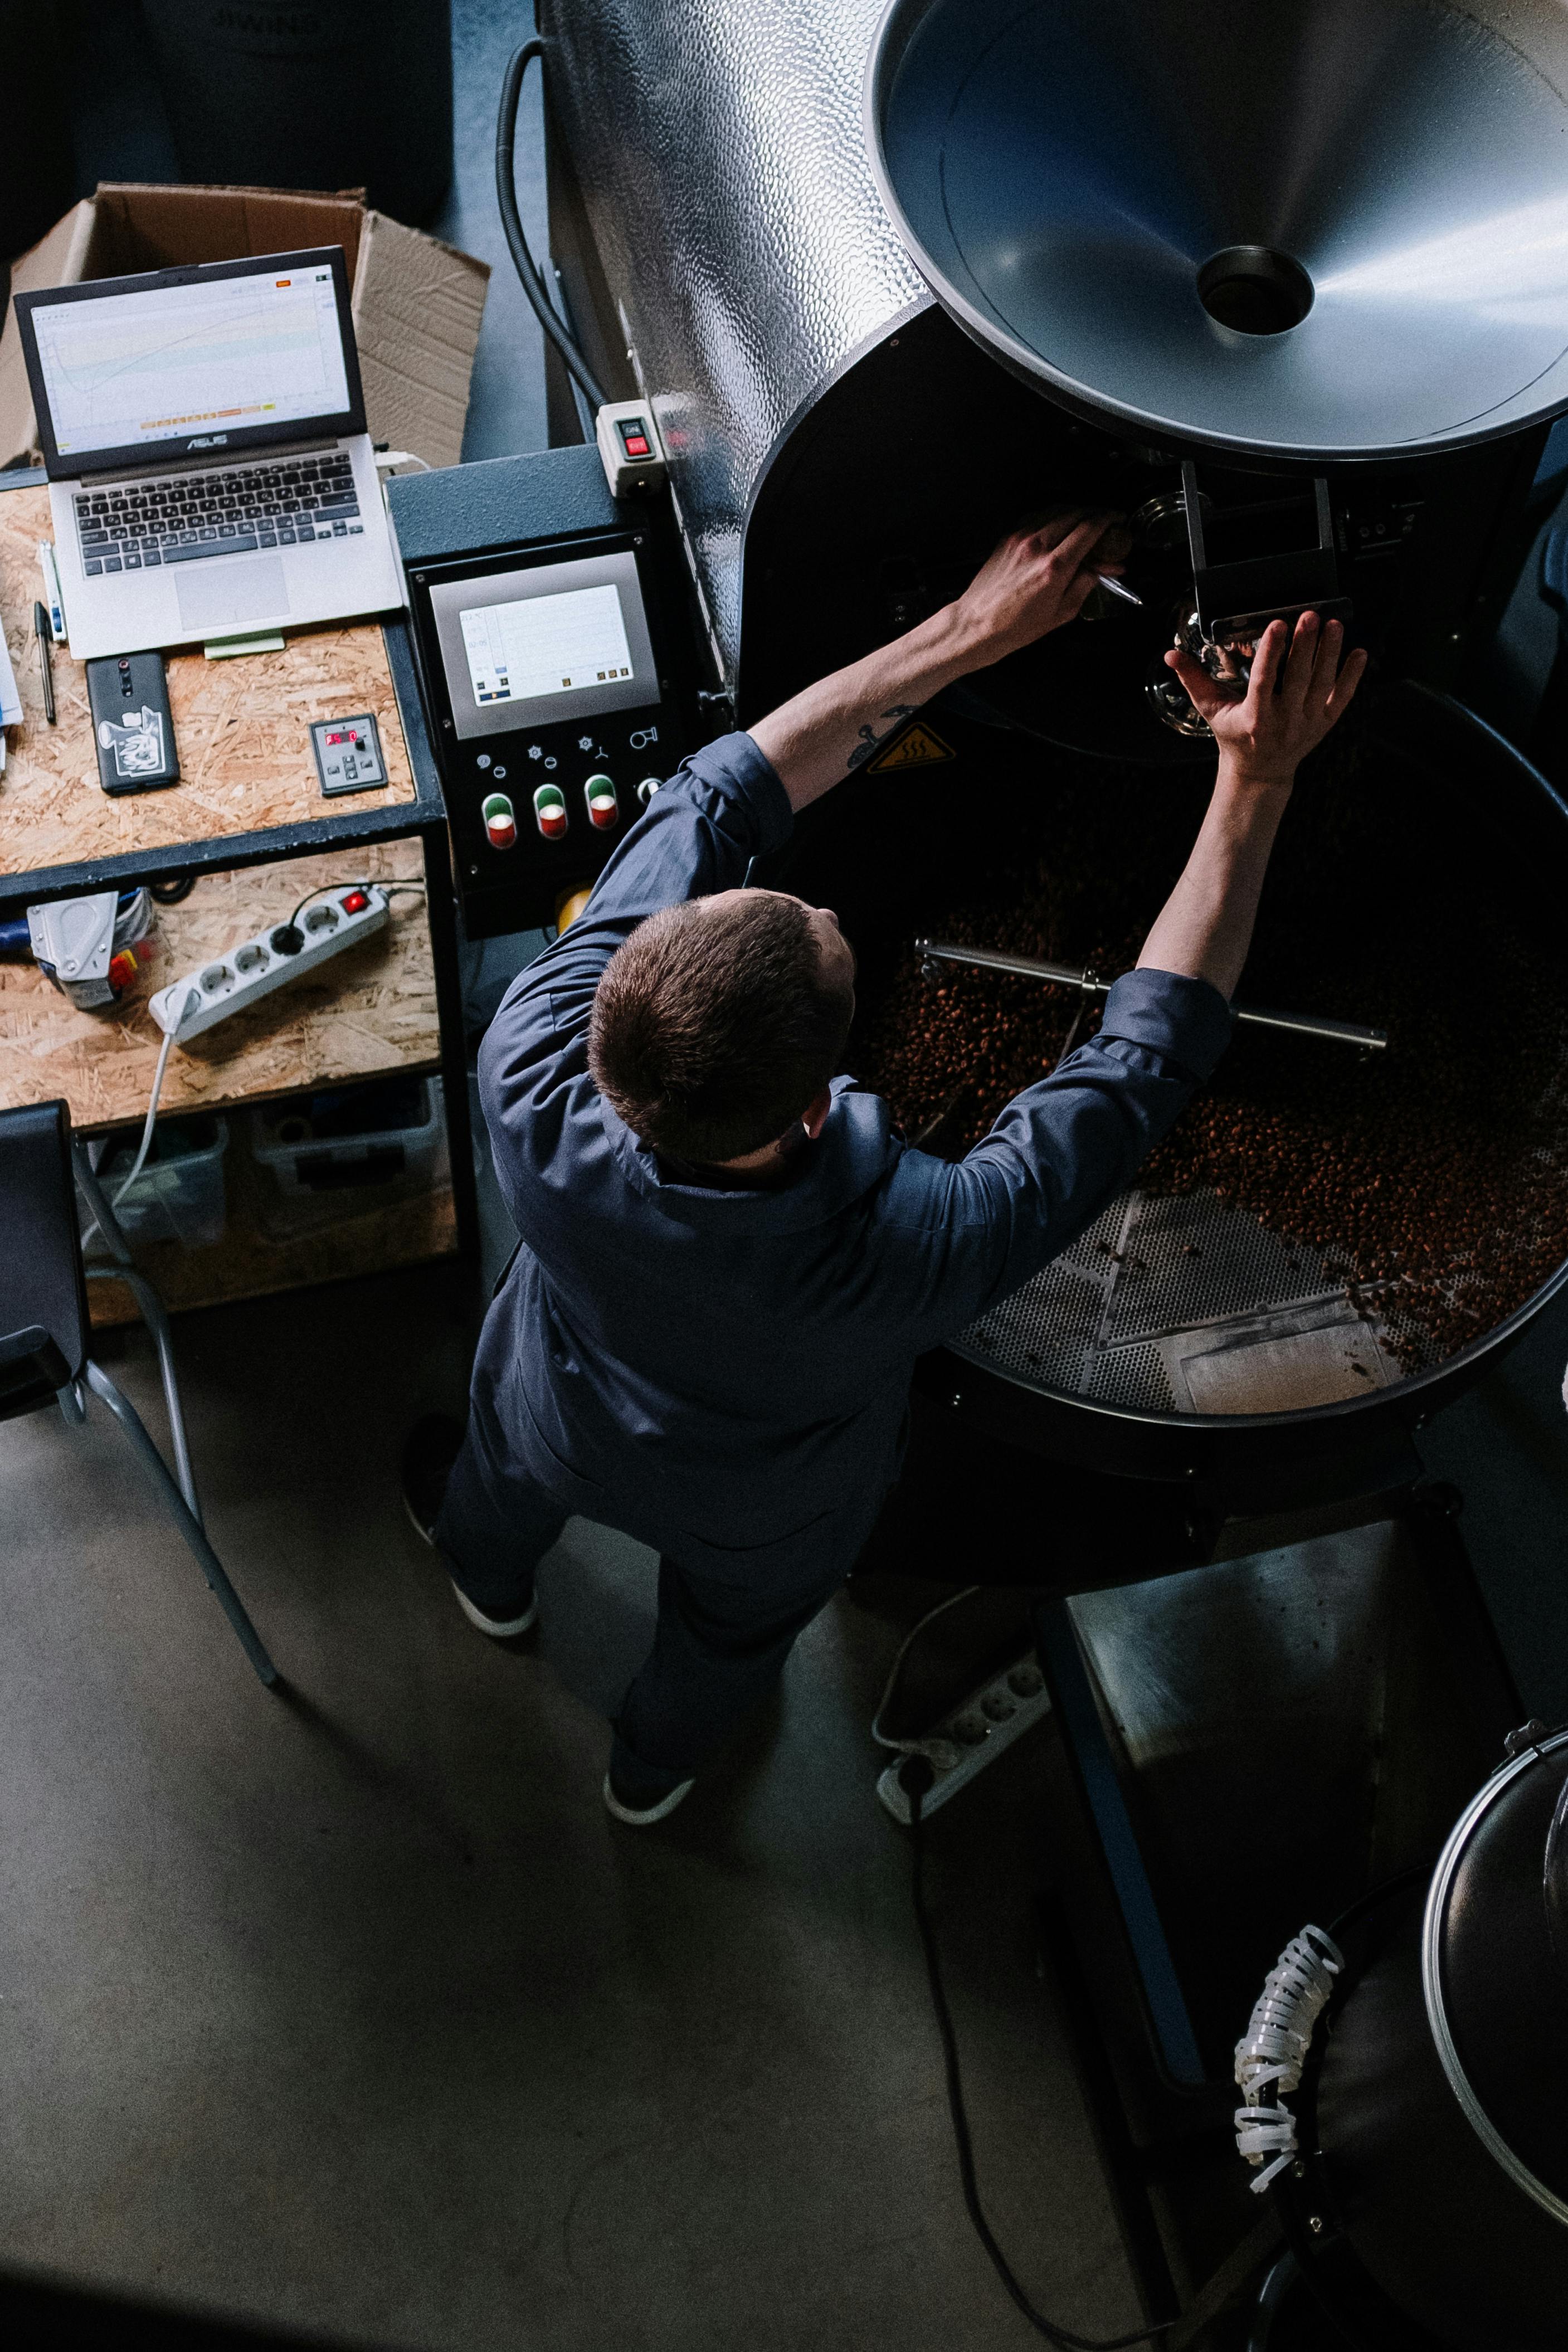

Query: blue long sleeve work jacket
[475,733,1233,1572]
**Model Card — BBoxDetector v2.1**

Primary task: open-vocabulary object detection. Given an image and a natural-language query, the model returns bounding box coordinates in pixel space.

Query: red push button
[483,792,517,850]
[585,775,619,831]
[340,889,371,914]
[624,434,649,457]
[533,783,568,840]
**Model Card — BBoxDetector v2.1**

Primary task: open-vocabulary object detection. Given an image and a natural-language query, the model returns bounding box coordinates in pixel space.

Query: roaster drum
[782,681,1568,1491]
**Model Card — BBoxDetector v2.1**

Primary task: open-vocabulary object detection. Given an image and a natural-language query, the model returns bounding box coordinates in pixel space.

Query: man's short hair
[588,893,852,1162]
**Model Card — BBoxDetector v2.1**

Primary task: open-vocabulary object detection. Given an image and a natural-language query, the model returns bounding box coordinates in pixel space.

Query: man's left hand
[949,513,1129,667]
[750,510,1127,811]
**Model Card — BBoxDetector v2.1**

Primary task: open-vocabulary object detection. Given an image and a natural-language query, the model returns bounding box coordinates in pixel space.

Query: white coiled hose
[1234,1924,1345,2193]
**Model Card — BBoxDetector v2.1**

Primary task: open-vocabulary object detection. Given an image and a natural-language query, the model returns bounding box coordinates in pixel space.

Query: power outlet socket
[876,1648,1051,1824]
[149,885,389,1041]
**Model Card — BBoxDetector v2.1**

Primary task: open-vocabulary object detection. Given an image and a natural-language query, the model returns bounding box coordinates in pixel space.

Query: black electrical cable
[496,40,610,412]
[899,1755,1175,2352]
[286,882,338,931]
[281,878,415,929]
[149,873,196,905]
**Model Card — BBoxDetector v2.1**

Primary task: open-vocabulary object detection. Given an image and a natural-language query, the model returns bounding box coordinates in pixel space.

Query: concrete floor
[7,25,1141,2351]
[8,6,1568,2346]
[0,1263,1136,2350]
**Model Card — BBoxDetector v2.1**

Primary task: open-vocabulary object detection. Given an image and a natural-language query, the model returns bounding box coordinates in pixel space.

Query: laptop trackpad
[175,557,290,635]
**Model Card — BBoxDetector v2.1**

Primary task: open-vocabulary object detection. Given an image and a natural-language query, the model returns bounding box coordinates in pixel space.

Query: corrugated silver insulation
[539,0,925,676]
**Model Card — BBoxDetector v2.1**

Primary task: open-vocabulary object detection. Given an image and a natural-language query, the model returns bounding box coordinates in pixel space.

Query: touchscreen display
[429,548,659,740]
[460,583,634,708]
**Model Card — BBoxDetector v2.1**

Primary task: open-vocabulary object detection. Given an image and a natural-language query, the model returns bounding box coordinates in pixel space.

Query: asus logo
[188,434,228,450]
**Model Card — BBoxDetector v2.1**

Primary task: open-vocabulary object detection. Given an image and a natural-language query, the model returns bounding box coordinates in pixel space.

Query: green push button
[585,773,619,831]
[533,781,568,839]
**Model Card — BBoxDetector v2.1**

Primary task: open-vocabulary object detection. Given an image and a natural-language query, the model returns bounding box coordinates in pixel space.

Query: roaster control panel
[391,449,702,938]
[412,538,678,929]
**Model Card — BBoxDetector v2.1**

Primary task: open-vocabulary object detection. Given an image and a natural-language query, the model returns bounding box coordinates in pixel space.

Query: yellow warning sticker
[865,720,956,773]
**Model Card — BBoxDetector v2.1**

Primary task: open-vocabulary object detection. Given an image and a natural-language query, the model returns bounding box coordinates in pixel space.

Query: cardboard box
[0,182,489,473]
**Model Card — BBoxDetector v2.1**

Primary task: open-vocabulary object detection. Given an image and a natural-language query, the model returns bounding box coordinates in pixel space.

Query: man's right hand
[1137,612,1367,1002]
[948,513,1129,668]
[1165,611,1367,786]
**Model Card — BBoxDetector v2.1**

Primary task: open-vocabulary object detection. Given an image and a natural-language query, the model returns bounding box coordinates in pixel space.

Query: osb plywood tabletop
[0,484,418,882]
[0,838,440,1132]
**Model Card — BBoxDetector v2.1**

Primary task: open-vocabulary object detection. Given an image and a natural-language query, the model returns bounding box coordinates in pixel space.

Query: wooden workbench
[0,470,474,1321]
[0,482,426,887]
[0,839,439,1130]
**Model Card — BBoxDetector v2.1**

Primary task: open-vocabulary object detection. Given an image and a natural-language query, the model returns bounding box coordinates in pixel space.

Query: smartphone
[86,652,180,796]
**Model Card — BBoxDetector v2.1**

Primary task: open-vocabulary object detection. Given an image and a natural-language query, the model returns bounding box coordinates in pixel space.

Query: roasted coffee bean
[848,729,1568,1375]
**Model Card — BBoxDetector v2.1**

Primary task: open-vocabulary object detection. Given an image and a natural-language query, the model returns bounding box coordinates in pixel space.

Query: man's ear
[800,1088,833,1141]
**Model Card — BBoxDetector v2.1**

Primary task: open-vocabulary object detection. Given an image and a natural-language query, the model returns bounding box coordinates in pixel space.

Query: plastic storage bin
[250,1077,445,1199]
[91,1114,230,1248]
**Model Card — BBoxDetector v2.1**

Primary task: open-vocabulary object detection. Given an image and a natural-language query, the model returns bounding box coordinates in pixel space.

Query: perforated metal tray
[950,1186,1430,1417]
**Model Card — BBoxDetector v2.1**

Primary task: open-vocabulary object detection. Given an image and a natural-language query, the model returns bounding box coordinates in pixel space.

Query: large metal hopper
[868,0,1568,459]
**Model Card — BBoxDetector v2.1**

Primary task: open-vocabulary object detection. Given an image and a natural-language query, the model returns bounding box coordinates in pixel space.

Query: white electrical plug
[148,885,389,1043]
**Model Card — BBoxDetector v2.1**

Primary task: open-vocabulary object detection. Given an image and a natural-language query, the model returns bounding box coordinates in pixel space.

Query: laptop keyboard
[74,451,363,577]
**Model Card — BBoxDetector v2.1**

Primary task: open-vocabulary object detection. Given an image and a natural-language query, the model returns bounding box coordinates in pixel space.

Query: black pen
[33,601,55,724]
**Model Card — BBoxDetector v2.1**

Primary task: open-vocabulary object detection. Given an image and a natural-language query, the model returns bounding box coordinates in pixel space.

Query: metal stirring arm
[914,939,1387,1053]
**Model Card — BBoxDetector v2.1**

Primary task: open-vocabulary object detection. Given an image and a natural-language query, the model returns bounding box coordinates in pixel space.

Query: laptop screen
[15,247,364,476]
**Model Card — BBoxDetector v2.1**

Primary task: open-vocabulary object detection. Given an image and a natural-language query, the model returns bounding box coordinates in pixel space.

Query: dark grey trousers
[434,1394,878,1796]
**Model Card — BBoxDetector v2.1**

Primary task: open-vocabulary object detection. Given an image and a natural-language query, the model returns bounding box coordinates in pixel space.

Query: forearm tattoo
[846,705,917,771]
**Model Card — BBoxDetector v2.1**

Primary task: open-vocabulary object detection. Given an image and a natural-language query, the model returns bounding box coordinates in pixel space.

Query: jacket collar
[598,1078,897,1231]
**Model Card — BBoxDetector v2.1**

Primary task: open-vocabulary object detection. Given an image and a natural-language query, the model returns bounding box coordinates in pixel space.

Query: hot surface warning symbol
[866,720,955,773]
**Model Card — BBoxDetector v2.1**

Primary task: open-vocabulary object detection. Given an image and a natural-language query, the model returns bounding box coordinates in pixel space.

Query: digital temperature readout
[310,712,387,797]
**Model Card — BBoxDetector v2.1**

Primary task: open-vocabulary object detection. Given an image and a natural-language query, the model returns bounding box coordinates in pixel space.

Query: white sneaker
[451,1581,538,1639]
[602,1769,695,1825]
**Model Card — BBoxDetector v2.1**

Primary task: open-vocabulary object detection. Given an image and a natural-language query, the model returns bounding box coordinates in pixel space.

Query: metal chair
[1,1098,276,1686]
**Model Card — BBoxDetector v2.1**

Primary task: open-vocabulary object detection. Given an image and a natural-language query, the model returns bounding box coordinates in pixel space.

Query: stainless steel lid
[1424,1732,1568,2222]
[868,0,1568,460]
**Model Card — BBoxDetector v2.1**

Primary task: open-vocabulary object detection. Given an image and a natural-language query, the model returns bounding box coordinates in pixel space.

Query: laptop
[13,247,404,662]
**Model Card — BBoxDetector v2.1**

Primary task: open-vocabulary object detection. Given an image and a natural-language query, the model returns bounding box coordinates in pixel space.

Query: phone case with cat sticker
[86,652,180,795]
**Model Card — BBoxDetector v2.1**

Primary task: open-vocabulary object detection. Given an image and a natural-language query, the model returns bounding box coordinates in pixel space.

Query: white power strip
[148,884,389,1041]
[876,1648,1052,1824]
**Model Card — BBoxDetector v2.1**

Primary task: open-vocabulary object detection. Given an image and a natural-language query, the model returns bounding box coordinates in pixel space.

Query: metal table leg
[422,821,481,1263]
[84,1358,278,1687]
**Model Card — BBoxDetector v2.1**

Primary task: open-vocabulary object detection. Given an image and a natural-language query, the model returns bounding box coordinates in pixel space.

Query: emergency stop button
[483,792,517,850]
[585,775,619,831]
[533,783,568,840]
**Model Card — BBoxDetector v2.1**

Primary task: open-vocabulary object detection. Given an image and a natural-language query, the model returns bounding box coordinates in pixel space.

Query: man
[403,514,1365,1824]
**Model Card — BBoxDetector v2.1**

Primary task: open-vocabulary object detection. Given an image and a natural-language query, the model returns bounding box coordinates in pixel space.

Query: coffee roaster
[534,0,1568,1508]
[542,0,1561,736]
[518,14,1568,2340]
